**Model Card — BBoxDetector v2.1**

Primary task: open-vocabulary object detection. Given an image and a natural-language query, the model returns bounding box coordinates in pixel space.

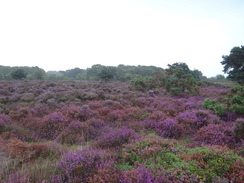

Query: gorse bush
[230,85,244,96]
[181,146,244,182]
[130,76,148,91]
[230,95,244,114]
[130,62,200,96]
[203,98,226,116]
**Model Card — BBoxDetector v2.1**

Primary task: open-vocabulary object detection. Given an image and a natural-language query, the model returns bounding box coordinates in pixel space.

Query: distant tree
[215,74,225,80]
[65,68,85,79]
[98,66,116,82]
[86,64,104,80]
[32,69,46,80]
[10,69,27,80]
[167,62,191,75]
[163,63,199,96]
[191,69,203,80]
[221,46,244,84]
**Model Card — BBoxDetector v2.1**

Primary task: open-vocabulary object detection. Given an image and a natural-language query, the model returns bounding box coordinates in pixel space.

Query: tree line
[1,45,243,84]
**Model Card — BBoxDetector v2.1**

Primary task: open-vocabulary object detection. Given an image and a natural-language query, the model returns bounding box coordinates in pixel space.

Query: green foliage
[130,62,200,96]
[10,68,27,80]
[215,74,226,80]
[118,136,244,182]
[191,69,204,80]
[221,45,244,84]
[203,98,226,116]
[230,85,244,96]
[183,147,243,182]
[98,66,116,82]
[227,86,244,114]
[164,63,199,96]
[32,70,46,80]
[130,75,147,91]
[169,87,182,96]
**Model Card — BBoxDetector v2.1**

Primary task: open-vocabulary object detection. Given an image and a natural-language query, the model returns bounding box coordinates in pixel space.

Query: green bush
[130,76,147,91]
[230,85,244,97]
[169,87,183,96]
[229,95,244,114]
[203,98,226,116]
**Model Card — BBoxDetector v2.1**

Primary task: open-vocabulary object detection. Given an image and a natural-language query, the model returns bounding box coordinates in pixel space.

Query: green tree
[10,68,27,80]
[215,74,225,80]
[191,69,203,80]
[164,63,199,96]
[98,66,116,82]
[32,69,46,80]
[221,46,244,84]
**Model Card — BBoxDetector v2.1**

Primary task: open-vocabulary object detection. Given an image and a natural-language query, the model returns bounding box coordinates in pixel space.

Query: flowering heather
[176,110,221,134]
[200,87,229,99]
[1,80,243,182]
[54,148,107,182]
[36,112,70,140]
[194,124,236,147]
[57,118,104,144]
[60,104,97,121]
[95,127,138,148]
[155,119,184,139]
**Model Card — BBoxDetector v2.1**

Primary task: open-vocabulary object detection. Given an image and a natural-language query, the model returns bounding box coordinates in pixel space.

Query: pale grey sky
[0,0,243,77]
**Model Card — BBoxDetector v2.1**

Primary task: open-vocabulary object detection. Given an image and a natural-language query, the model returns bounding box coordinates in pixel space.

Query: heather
[0,80,243,182]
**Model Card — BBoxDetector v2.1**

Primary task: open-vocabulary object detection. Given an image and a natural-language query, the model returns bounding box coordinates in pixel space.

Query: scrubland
[0,80,243,182]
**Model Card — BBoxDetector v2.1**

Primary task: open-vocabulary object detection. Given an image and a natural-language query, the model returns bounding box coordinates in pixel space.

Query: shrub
[121,165,154,183]
[230,104,244,114]
[233,118,244,140]
[36,112,70,140]
[230,85,244,96]
[56,119,103,144]
[2,139,48,162]
[155,119,184,139]
[203,98,226,116]
[60,105,97,121]
[229,95,244,114]
[131,76,147,91]
[54,148,107,182]
[119,136,178,168]
[182,146,244,182]
[176,110,220,134]
[95,127,138,148]
[194,124,235,146]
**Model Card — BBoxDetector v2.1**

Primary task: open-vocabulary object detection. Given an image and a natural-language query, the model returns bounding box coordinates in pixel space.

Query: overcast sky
[0,0,243,77]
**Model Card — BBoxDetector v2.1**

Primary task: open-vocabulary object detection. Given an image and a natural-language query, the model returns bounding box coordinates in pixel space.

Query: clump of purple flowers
[155,119,184,139]
[36,112,70,140]
[95,127,138,148]
[176,110,220,134]
[194,124,236,146]
[54,148,107,182]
